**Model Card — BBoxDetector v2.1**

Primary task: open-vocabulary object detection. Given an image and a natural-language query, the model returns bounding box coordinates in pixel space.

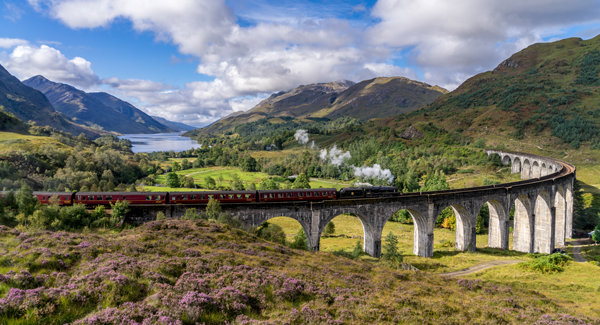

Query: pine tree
[292,173,311,189]
[382,231,402,268]
[206,199,221,220]
[323,221,335,236]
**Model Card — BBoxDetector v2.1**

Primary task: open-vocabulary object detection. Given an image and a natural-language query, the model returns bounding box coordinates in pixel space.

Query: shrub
[323,221,335,236]
[255,222,286,245]
[288,229,308,250]
[206,199,221,220]
[216,213,242,229]
[156,212,166,221]
[519,253,572,274]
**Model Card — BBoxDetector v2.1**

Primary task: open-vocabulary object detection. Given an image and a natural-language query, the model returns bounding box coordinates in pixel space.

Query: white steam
[353,164,394,185]
[294,129,309,145]
[319,144,395,185]
[320,145,351,166]
[309,141,318,150]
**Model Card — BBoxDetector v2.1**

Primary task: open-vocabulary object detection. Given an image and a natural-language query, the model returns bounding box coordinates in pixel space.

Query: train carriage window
[208,195,213,199]
[106,196,112,201]
[264,194,268,199]
[299,192,303,197]
[293,193,297,197]
[287,193,291,198]
[156,195,161,200]
[183,195,188,200]
[277,193,282,198]
[192,195,197,200]
[307,192,311,197]
[200,195,205,200]
[228,194,234,199]
[88,196,93,201]
[146,196,151,201]
[77,196,81,200]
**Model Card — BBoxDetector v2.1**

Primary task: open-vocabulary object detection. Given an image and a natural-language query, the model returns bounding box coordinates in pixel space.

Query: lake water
[119,132,201,153]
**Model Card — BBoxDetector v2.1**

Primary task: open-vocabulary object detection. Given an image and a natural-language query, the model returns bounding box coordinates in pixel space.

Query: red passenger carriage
[75,192,167,205]
[169,191,256,204]
[257,188,337,202]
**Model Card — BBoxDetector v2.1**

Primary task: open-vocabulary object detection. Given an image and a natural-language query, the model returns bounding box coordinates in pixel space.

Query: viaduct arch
[127,150,575,258]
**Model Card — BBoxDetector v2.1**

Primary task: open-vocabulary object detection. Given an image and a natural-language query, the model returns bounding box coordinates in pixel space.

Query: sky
[1,0,600,127]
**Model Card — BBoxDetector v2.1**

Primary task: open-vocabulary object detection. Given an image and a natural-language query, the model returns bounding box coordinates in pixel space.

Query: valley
[0,31,599,323]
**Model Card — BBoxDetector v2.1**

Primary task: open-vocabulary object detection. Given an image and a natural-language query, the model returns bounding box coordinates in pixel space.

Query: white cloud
[0,38,28,48]
[23,0,600,126]
[367,0,600,89]
[1,44,99,88]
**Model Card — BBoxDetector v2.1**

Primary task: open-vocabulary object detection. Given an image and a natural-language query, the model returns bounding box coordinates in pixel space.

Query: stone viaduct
[126,150,575,258]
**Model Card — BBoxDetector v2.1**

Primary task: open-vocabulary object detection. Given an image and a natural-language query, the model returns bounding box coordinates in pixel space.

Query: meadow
[143,165,350,191]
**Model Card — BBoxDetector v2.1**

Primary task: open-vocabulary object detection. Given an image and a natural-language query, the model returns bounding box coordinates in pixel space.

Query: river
[119,132,201,153]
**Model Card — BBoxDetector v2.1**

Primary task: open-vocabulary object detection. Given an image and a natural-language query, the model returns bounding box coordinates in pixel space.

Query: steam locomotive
[0,186,400,206]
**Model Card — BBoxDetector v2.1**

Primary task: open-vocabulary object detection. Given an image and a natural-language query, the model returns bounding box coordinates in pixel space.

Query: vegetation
[519,253,573,274]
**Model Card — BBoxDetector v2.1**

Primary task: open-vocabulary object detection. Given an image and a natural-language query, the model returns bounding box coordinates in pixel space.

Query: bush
[519,253,572,274]
[216,213,242,229]
[156,211,166,221]
[255,222,286,245]
[206,199,221,219]
[323,221,335,236]
[333,240,367,260]
[288,229,308,250]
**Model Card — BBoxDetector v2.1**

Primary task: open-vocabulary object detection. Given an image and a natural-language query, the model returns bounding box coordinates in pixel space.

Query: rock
[399,125,424,140]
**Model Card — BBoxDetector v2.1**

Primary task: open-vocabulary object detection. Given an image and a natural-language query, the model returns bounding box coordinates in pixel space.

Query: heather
[0,221,593,324]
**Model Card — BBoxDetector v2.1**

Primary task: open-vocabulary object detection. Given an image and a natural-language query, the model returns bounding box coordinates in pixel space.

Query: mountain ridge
[150,116,196,131]
[0,64,103,138]
[192,76,447,136]
[23,76,171,134]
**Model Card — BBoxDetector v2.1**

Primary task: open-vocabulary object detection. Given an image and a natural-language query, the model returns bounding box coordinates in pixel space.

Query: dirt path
[439,260,526,277]
[185,170,212,177]
[570,240,588,263]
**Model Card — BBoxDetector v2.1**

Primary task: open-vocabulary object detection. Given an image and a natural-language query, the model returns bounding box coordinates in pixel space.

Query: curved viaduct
[127,150,575,258]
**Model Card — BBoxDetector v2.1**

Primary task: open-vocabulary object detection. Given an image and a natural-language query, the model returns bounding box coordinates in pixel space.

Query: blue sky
[1,0,600,126]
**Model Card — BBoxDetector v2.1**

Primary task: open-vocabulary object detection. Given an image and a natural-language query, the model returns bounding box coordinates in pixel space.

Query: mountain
[192,77,447,136]
[23,76,169,134]
[88,92,173,133]
[150,116,196,131]
[390,34,600,155]
[0,64,102,138]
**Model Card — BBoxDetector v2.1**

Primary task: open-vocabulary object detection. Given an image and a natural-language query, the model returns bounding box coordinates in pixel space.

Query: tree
[255,222,286,245]
[593,223,600,243]
[323,221,335,236]
[128,184,137,192]
[110,200,129,227]
[204,176,216,189]
[156,211,166,221]
[240,156,258,172]
[171,161,181,172]
[232,174,244,190]
[166,172,180,188]
[382,231,402,268]
[206,199,221,219]
[183,208,199,220]
[289,229,308,250]
[182,176,195,188]
[292,173,311,189]
[246,182,256,191]
[181,159,190,170]
[420,171,450,192]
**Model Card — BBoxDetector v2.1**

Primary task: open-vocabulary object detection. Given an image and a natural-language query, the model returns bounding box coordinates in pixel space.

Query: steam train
[0,186,400,206]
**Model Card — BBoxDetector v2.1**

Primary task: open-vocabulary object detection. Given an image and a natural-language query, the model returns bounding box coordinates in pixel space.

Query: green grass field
[145,166,350,190]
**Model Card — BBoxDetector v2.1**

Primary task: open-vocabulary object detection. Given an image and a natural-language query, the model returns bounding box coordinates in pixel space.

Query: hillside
[0,219,592,324]
[192,77,447,136]
[88,92,173,133]
[23,76,169,134]
[392,35,600,154]
[151,115,196,131]
[0,65,101,138]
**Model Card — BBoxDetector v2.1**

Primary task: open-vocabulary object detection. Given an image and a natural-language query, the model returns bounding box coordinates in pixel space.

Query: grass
[0,131,70,153]
[147,166,350,190]
[460,259,600,318]
[268,214,528,274]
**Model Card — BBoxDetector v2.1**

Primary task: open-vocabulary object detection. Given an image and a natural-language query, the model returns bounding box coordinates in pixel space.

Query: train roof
[33,192,74,196]
[75,192,167,196]
[257,188,336,193]
[168,191,256,195]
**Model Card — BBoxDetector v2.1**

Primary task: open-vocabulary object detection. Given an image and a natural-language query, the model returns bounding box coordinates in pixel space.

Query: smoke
[294,129,309,145]
[320,145,351,166]
[353,164,395,185]
[319,144,395,185]
[309,141,318,150]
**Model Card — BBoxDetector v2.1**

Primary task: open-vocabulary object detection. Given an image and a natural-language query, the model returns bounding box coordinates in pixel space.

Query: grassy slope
[0,221,594,323]
[0,131,70,153]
